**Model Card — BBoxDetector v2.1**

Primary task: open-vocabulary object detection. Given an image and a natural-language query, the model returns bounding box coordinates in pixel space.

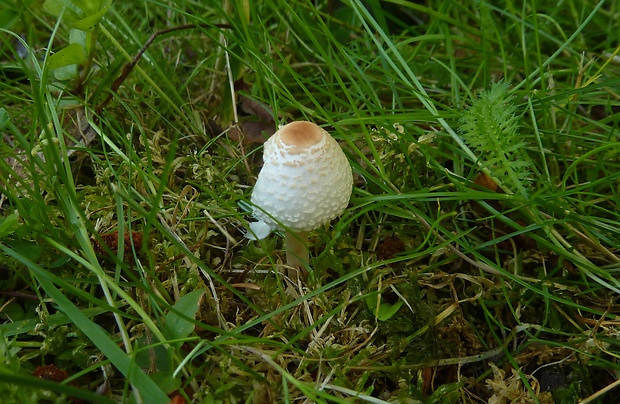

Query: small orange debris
[33,364,70,382]
[92,230,143,257]
[474,172,499,192]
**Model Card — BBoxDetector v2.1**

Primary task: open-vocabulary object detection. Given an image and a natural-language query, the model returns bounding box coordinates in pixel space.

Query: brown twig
[97,22,232,114]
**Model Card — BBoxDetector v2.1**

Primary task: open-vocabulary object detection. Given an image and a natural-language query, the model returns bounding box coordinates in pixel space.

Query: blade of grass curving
[42,235,169,342]
[0,244,170,404]
[12,19,149,400]
[487,0,607,91]
[348,0,478,163]
[30,30,175,358]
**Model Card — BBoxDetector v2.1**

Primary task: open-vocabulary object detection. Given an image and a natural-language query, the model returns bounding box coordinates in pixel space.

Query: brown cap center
[278,121,324,148]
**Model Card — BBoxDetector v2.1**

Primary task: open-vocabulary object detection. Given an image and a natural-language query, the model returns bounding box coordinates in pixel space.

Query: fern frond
[459,81,532,197]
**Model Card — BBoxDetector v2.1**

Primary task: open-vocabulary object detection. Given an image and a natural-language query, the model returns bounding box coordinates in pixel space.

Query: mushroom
[248,121,353,279]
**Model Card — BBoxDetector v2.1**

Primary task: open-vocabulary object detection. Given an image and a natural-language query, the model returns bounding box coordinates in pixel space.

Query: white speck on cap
[250,121,353,233]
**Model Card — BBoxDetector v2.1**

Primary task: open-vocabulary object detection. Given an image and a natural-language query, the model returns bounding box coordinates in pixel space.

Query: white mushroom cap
[249,121,353,238]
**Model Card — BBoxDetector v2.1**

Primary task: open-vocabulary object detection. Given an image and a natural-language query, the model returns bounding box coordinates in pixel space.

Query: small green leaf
[0,212,19,239]
[53,64,80,80]
[365,293,378,309]
[72,0,103,15]
[149,371,181,395]
[163,289,205,347]
[71,1,110,31]
[43,0,110,30]
[46,43,86,69]
[376,301,403,321]
[71,0,112,15]
[0,302,26,322]
[70,28,87,47]
[43,0,80,21]
[0,10,19,29]
[365,293,403,321]
[43,0,67,16]
[426,381,464,404]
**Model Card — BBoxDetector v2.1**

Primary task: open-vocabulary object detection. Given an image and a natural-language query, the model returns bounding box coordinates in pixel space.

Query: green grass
[1,0,619,402]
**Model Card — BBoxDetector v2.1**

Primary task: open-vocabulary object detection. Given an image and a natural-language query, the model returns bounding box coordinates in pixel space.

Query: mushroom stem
[284,231,309,280]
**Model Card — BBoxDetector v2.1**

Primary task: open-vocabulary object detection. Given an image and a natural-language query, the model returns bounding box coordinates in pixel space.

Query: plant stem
[285,231,309,280]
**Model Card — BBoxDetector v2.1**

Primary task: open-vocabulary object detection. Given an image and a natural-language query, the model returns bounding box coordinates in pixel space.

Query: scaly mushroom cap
[250,121,353,234]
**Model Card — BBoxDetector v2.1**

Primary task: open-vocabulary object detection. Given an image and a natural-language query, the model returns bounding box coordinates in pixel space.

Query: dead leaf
[225,78,277,145]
